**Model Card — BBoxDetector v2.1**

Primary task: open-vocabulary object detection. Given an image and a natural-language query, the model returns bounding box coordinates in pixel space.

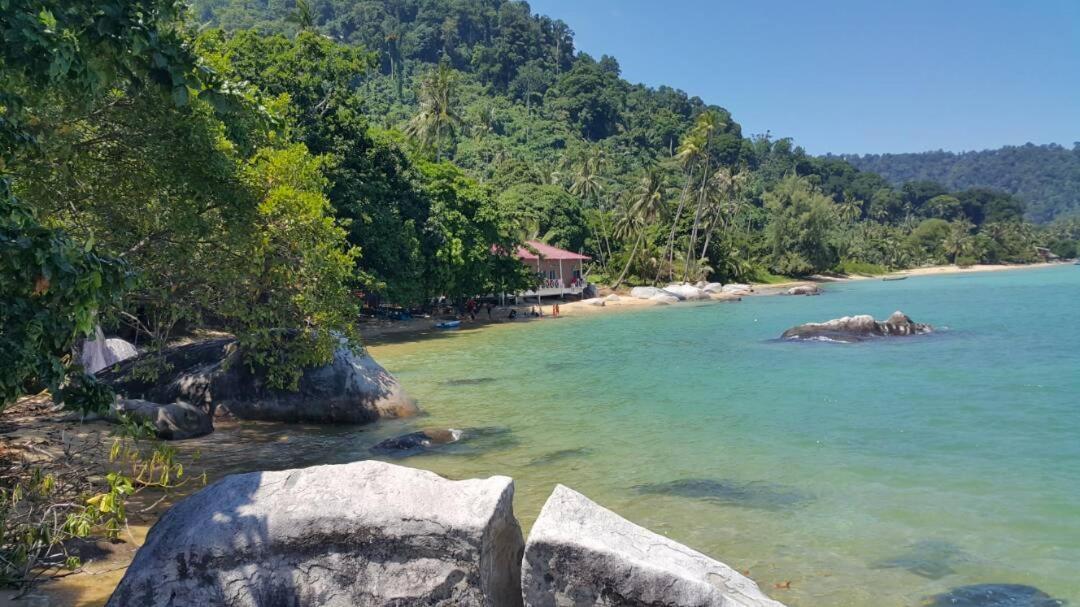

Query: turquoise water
[363,266,1079,607]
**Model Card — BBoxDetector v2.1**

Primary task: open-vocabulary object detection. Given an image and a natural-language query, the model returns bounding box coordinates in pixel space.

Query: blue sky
[527,0,1080,155]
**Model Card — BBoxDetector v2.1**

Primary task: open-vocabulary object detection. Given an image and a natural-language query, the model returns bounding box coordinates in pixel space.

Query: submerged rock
[372,426,515,457]
[114,398,213,440]
[371,428,464,454]
[781,311,932,342]
[522,484,786,607]
[870,539,966,580]
[633,478,810,510]
[99,338,419,424]
[441,377,497,386]
[924,584,1065,607]
[786,284,821,296]
[107,461,524,607]
[527,447,593,467]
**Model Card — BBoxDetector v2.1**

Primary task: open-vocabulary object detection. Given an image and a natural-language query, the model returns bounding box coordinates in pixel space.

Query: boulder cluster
[629,281,753,303]
[108,461,786,607]
[781,311,933,342]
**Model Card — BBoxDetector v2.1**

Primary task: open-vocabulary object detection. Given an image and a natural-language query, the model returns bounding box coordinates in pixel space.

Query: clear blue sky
[528,0,1080,155]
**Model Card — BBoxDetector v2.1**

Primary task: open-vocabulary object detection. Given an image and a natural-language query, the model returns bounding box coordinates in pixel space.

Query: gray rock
[99,339,419,424]
[114,398,213,440]
[81,327,137,374]
[721,283,753,295]
[522,484,786,607]
[584,297,606,307]
[786,285,821,296]
[107,461,524,607]
[370,427,464,454]
[604,294,621,302]
[703,282,724,293]
[781,310,932,342]
[630,286,663,299]
[650,293,680,304]
[664,284,710,300]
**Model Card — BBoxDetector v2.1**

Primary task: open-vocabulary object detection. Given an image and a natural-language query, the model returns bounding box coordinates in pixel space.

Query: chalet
[516,240,590,299]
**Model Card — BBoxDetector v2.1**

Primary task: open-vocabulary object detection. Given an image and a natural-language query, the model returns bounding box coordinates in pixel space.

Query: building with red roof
[515,240,590,299]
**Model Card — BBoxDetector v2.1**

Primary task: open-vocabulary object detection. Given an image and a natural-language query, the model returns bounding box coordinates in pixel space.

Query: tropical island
[2,1,1078,606]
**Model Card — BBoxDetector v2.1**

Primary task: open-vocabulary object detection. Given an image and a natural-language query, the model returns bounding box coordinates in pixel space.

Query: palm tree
[943,220,975,263]
[682,110,726,280]
[613,169,665,288]
[569,151,612,270]
[405,61,462,161]
[287,0,315,31]
[659,130,704,282]
[838,193,862,224]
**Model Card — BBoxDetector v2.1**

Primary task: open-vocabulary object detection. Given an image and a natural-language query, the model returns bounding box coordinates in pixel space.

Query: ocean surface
[163,266,1078,607]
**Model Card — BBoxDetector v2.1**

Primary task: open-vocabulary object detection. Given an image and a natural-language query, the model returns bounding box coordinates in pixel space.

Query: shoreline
[362,261,1068,345]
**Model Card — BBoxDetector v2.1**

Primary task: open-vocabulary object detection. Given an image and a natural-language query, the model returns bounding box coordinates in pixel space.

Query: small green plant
[57,373,115,417]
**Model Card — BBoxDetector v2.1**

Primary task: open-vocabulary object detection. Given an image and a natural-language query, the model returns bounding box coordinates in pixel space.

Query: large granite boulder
[107,461,524,607]
[81,327,138,374]
[781,311,932,342]
[650,293,680,304]
[522,485,786,607]
[721,283,753,295]
[665,284,710,301]
[703,282,724,293]
[786,285,821,296]
[114,398,213,440]
[630,286,664,299]
[98,338,419,424]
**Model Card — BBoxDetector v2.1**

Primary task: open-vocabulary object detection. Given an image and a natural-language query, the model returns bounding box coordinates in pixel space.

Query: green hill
[840,144,1080,223]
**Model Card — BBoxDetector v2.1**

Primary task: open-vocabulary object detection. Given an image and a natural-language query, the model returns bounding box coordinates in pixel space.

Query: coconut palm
[613,169,665,288]
[405,61,462,161]
[838,193,863,224]
[569,152,612,270]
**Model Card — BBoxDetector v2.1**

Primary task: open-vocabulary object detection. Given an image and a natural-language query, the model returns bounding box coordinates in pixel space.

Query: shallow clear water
[360,266,1080,606]
[166,266,1080,607]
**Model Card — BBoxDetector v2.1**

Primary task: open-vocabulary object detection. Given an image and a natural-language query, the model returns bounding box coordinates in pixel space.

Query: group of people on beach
[458,297,561,322]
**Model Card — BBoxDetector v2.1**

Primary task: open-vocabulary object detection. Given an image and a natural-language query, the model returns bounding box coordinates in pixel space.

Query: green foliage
[843,144,1080,223]
[764,176,839,276]
[57,373,116,417]
[498,183,588,252]
[835,260,888,276]
[0,192,129,409]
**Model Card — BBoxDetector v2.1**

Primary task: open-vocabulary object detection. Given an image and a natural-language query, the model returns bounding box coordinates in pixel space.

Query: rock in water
[114,398,213,440]
[924,584,1065,607]
[786,285,821,296]
[107,461,524,607]
[99,339,419,424]
[781,310,932,342]
[522,484,787,607]
[371,428,464,454]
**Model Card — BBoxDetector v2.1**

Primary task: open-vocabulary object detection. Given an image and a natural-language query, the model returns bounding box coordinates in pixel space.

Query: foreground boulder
[786,284,821,296]
[107,461,524,607]
[114,398,213,440]
[522,485,786,607]
[99,339,418,424]
[781,311,932,342]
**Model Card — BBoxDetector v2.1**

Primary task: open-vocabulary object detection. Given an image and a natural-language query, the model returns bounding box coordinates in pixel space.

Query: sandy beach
[361,261,1069,344]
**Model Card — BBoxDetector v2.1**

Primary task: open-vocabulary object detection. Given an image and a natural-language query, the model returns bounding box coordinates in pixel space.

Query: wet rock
[107,461,525,607]
[527,447,593,466]
[870,540,965,580]
[924,584,1065,607]
[114,398,213,440]
[99,339,419,424]
[372,427,515,457]
[633,478,810,510]
[781,310,933,342]
[786,285,821,296]
[371,428,464,454]
[522,484,786,607]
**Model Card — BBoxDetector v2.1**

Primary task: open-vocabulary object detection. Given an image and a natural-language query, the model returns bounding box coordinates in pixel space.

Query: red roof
[516,240,591,261]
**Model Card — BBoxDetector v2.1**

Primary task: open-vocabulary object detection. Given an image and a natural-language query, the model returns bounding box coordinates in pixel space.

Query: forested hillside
[840,144,1080,223]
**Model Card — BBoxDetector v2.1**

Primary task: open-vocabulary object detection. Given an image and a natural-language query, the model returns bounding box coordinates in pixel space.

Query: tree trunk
[659,172,693,283]
[612,230,643,289]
